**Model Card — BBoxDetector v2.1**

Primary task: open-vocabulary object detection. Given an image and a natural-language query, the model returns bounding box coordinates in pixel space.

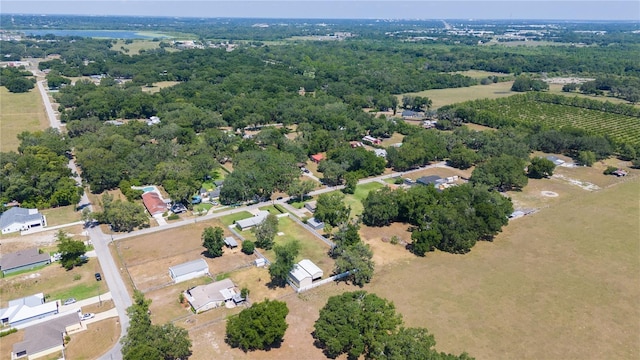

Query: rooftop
[186,278,236,309]
[0,207,42,229]
[142,191,167,216]
[169,259,209,278]
[0,247,50,271]
[13,312,80,356]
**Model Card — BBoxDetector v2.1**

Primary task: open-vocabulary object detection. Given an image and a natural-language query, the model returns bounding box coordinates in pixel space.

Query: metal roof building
[169,259,209,284]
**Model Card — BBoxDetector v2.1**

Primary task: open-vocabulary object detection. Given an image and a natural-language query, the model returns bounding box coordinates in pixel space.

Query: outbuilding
[307,217,325,230]
[297,259,323,280]
[224,236,238,249]
[235,210,269,231]
[304,201,317,213]
[169,259,209,284]
[289,264,313,289]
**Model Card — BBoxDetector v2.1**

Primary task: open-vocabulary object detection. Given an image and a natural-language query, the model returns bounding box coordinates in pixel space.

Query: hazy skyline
[2,1,639,21]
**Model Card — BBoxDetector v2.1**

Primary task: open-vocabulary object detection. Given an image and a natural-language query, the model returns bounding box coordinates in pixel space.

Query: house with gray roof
[0,247,51,276]
[416,175,445,187]
[12,312,81,360]
[0,293,58,327]
[0,207,46,234]
[184,278,238,313]
[235,210,269,231]
[168,259,209,284]
[307,217,325,230]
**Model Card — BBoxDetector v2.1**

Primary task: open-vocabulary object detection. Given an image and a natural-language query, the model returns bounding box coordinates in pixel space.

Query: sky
[2,1,639,21]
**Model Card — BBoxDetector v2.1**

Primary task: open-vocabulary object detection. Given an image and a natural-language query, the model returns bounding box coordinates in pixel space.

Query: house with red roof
[310,153,325,163]
[142,192,167,216]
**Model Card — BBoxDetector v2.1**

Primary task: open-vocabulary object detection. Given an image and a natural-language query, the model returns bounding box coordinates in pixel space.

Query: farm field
[464,96,640,145]
[0,87,48,152]
[399,81,516,109]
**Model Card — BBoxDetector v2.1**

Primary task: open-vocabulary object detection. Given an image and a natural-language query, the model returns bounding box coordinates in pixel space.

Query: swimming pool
[143,186,155,193]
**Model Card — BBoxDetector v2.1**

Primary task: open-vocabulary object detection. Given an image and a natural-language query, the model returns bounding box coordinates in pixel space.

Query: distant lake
[21,30,168,39]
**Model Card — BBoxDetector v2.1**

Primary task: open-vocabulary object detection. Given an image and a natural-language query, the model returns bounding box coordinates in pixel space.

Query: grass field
[449,70,512,79]
[400,81,516,109]
[112,39,162,54]
[65,318,120,360]
[0,258,107,307]
[0,87,48,152]
[341,182,384,219]
[141,81,180,93]
[40,205,82,226]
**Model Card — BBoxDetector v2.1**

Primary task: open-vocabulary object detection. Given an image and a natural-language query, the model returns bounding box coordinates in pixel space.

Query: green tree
[5,77,35,93]
[225,299,289,351]
[202,226,225,258]
[313,291,403,360]
[252,213,279,250]
[448,145,479,170]
[286,179,315,201]
[315,192,350,227]
[56,230,87,270]
[334,241,375,286]
[318,160,346,186]
[528,157,556,178]
[343,172,359,194]
[362,187,398,226]
[331,221,362,255]
[577,150,597,166]
[372,327,437,360]
[241,240,255,255]
[96,193,148,232]
[470,155,528,191]
[268,240,300,286]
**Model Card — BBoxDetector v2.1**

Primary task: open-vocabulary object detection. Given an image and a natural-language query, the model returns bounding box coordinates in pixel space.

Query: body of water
[21,30,167,39]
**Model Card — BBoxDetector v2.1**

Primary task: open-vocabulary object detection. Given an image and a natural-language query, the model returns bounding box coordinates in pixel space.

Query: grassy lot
[41,205,82,226]
[258,204,285,214]
[65,318,120,360]
[340,182,384,219]
[141,81,180,94]
[449,70,512,79]
[112,39,162,54]
[0,87,48,152]
[239,216,334,276]
[0,258,107,307]
[380,132,405,147]
[399,81,516,109]
[218,211,253,227]
[193,203,213,213]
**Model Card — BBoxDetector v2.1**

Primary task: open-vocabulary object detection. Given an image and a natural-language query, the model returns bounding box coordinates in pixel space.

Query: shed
[304,201,317,213]
[0,247,51,275]
[297,259,323,280]
[0,207,46,234]
[235,210,269,231]
[546,155,565,166]
[224,236,238,248]
[307,217,325,230]
[310,153,325,163]
[373,148,387,158]
[169,259,209,284]
[255,258,266,267]
[289,264,312,288]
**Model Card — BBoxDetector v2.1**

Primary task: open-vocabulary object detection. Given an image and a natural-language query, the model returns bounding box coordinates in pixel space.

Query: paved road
[36,79,61,130]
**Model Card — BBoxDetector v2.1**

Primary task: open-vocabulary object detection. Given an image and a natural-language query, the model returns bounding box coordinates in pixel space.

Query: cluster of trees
[319,146,386,186]
[268,240,300,286]
[564,76,640,103]
[121,291,192,360]
[510,75,549,92]
[0,66,35,93]
[401,95,433,111]
[55,230,87,270]
[314,291,473,360]
[202,226,225,258]
[331,221,375,286]
[93,193,148,232]
[252,213,279,250]
[225,299,288,351]
[362,184,513,254]
[386,130,448,171]
[0,129,82,209]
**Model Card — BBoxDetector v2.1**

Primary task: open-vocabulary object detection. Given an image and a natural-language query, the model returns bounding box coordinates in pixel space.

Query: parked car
[80,313,95,321]
[63,298,76,305]
[95,272,102,281]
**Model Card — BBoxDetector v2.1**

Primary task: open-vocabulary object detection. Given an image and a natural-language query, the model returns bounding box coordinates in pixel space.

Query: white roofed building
[169,259,209,284]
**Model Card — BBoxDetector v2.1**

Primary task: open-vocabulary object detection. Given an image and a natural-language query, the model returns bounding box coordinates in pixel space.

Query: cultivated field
[0,87,48,152]
[399,81,516,109]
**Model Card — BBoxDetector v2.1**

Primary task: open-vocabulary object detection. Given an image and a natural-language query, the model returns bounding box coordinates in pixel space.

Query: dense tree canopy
[56,230,87,270]
[202,226,225,258]
[225,299,289,351]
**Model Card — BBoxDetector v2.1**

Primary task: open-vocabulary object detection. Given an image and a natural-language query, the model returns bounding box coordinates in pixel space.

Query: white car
[80,313,95,321]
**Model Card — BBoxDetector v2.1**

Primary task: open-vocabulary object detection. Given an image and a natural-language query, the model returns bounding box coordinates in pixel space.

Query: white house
[184,278,238,313]
[0,293,58,327]
[168,259,209,284]
[0,207,46,234]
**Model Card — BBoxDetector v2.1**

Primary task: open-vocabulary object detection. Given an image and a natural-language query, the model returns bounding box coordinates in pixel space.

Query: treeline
[563,76,640,103]
[0,66,35,93]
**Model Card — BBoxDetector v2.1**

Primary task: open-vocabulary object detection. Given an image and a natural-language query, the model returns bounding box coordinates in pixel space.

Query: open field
[338,182,385,219]
[0,258,107,307]
[40,205,82,226]
[117,220,255,291]
[141,81,181,93]
[65,318,120,360]
[0,87,48,152]
[380,132,405,147]
[399,81,516,109]
[112,39,162,54]
[547,84,638,106]
[449,70,512,79]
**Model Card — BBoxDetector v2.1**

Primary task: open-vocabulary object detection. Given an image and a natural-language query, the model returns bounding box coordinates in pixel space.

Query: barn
[168,259,209,284]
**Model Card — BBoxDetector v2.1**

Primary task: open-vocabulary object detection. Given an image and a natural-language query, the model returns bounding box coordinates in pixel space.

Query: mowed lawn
[0,87,48,152]
[343,182,384,218]
[366,177,640,360]
[65,318,120,360]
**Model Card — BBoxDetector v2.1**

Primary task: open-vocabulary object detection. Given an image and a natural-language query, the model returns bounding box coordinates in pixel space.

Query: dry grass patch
[65,318,120,360]
[81,299,115,314]
[0,329,24,360]
[449,70,511,79]
[146,277,212,324]
[228,266,294,303]
[141,81,180,93]
[359,223,415,267]
[380,132,405,147]
[400,81,516,109]
[0,87,48,152]
[40,205,82,226]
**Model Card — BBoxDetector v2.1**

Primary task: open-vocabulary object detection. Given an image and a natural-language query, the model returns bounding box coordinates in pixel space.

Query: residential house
[0,293,58,327]
[235,210,269,231]
[416,175,445,187]
[12,313,81,360]
[373,149,387,158]
[310,153,325,163]
[184,278,239,313]
[141,192,167,216]
[0,248,51,276]
[401,110,426,120]
[1,207,46,235]
[169,259,209,284]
